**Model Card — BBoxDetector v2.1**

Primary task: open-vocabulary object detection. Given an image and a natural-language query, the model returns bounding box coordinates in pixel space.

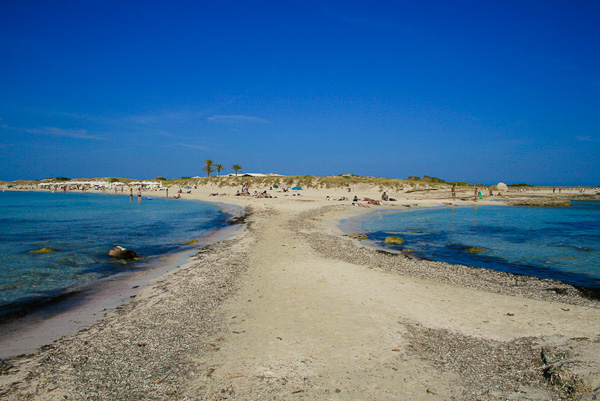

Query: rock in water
[384,236,405,245]
[29,247,57,253]
[465,246,488,253]
[108,246,137,260]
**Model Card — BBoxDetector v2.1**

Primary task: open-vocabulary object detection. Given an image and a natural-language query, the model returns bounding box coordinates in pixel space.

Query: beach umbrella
[292,186,303,190]
[497,182,508,192]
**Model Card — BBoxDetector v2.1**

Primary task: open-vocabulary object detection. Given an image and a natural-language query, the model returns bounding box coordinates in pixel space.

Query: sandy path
[186,204,457,399]
[184,202,600,399]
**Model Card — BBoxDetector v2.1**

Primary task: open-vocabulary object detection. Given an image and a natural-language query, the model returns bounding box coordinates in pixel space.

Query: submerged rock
[29,247,57,254]
[348,234,368,240]
[108,246,137,260]
[465,246,488,253]
[384,236,405,245]
[183,239,199,245]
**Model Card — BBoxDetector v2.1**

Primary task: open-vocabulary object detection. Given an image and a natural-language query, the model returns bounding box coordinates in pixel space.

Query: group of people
[234,185,274,198]
[450,185,502,202]
[234,185,252,197]
[325,192,396,207]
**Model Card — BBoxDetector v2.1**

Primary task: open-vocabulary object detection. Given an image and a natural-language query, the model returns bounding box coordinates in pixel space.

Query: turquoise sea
[0,191,234,320]
[341,201,600,289]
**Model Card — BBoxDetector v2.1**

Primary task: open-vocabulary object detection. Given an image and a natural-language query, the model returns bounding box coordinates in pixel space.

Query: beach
[1,183,599,400]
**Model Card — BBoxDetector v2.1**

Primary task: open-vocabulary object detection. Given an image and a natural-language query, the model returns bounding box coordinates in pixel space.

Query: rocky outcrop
[508,199,571,207]
[348,234,368,240]
[108,246,137,260]
[384,236,405,245]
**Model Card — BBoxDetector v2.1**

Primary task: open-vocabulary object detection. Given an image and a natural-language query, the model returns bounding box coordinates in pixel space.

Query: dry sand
[1,184,599,400]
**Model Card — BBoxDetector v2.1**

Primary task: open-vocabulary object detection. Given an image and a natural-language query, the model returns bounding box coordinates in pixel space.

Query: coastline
[0,192,246,358]
[334,203,600,292]
[2,185,600,399]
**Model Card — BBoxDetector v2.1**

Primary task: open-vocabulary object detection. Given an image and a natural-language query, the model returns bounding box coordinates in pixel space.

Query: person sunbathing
[364,197,381,205]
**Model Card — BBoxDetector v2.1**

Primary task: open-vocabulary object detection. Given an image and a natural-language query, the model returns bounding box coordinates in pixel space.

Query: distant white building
[224,173,285,177]
[129,181,163,188]
[38,180,163,189]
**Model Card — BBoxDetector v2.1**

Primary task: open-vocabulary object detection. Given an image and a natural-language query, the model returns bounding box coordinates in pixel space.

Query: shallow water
[341,201,600,288]
[0,191,232,318]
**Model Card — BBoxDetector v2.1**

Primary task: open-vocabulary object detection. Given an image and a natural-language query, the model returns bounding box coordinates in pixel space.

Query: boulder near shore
[108,246,137,260]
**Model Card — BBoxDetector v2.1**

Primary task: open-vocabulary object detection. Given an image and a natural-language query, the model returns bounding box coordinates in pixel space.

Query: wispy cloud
[174,142,209,150]
[207,115,270,124]
[1,124,103,140]
[576,136,598,142]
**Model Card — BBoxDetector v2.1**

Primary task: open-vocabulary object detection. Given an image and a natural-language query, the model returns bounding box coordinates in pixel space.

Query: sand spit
[1,188,600,400]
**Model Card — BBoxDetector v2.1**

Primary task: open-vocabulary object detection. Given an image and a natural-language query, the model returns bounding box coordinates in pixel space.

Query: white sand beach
[1,182,599,400]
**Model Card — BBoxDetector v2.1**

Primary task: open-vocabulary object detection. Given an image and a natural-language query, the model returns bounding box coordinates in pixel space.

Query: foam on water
[340,201,600,288]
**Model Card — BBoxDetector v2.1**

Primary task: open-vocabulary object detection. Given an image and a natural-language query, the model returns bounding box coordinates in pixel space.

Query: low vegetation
[1,175,480,190]
[11,175,582,192]
[508,183,536,188]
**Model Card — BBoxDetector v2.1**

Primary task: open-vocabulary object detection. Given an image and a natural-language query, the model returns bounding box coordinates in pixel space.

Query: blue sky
[1,0,599,185]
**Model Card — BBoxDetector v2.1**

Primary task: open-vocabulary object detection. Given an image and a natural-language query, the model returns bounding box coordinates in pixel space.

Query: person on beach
[353,195,359,202]
[166,188,169,199]
[451,185,456,200]
[474,187,478,202]
[365,198,381,205]
[381,192,388,201]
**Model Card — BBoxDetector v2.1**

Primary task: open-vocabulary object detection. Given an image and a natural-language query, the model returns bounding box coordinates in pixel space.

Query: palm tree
[232,164,243,177]
[203,159,214,177]
[215,163,224,177]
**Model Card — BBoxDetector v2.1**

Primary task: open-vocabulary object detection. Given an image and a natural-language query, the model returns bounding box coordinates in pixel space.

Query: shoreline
[333,203,600,293]
[0,192,246,359]
[2,186,600,399]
